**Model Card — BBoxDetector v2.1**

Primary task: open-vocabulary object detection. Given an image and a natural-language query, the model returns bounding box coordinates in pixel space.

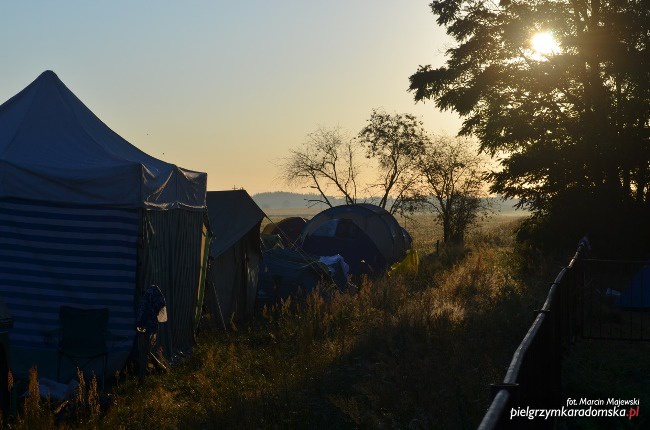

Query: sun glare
[531,31,559,57]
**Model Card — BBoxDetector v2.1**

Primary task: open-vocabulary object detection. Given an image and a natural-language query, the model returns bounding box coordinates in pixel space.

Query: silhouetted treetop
[410,0,650,252]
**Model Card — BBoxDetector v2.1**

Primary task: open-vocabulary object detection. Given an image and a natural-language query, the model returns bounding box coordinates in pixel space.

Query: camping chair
[49,306,113,389]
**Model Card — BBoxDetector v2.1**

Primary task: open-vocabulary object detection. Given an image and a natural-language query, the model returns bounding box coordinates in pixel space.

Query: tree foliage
[417,136,490,244]
[358,109,429,214]
[282,110,433,215]
[410,0,650,251]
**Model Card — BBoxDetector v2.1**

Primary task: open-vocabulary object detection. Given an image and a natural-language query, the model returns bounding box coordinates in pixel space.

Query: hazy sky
[0,1,462,195]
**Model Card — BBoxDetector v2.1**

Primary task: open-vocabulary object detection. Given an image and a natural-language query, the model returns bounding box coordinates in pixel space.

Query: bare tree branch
[279,126,359,206]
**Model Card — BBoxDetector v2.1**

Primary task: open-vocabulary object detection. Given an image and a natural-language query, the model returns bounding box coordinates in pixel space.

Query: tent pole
[208,269,228,333]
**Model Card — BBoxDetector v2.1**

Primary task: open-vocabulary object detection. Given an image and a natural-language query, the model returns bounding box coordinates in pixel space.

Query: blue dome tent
[299,204,409,276]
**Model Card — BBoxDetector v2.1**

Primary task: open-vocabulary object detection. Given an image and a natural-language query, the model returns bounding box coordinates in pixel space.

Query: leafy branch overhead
[410,0,650,250]
[357,109,429,212]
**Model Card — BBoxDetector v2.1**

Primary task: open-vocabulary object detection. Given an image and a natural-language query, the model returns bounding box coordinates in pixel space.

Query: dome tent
[262,216,307,248]
[0,71,210,381]
[299,204,409,276]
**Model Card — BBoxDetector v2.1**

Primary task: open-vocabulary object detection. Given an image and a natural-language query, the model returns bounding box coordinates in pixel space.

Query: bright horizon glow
[530,31,559,57]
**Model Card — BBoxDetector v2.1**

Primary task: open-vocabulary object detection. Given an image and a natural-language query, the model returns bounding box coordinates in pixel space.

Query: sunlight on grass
[4,214,555,429]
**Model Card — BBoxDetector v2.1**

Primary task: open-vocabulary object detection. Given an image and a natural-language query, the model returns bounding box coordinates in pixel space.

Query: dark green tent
[205,191,265,326]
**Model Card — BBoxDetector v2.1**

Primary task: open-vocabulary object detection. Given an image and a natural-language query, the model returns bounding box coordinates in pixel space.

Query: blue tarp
[256,248,334,309]
[616,266,650,309]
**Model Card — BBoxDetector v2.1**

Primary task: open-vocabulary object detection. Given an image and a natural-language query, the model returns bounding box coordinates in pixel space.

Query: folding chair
[54,306,110,389]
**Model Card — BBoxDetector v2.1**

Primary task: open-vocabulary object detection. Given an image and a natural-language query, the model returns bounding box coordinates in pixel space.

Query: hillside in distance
[252,191,524,215]
[252,192,348,210]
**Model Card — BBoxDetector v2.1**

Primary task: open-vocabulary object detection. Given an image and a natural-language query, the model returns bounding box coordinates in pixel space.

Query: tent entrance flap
[137,209,208,359]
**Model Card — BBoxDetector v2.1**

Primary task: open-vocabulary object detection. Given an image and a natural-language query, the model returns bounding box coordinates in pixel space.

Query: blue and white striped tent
[0,71,209,380]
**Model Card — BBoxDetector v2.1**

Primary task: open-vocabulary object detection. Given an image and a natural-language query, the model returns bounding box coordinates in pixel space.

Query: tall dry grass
[5,214,554,429]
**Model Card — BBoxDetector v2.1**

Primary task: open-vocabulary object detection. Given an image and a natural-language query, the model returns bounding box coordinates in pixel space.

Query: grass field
[5,213,572,429]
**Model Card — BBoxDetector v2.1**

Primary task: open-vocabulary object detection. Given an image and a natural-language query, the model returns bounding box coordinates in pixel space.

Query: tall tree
[410,0,650,249]
[358,109,429,215]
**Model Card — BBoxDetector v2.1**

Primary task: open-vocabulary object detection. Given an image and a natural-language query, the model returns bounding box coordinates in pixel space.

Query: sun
[530,31,559,57]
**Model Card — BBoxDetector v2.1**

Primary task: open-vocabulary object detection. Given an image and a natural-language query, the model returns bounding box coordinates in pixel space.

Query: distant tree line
[253,191,349,210]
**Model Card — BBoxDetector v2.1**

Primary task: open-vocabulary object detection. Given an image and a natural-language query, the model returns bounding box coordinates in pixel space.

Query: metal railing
[477,243,585,429]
